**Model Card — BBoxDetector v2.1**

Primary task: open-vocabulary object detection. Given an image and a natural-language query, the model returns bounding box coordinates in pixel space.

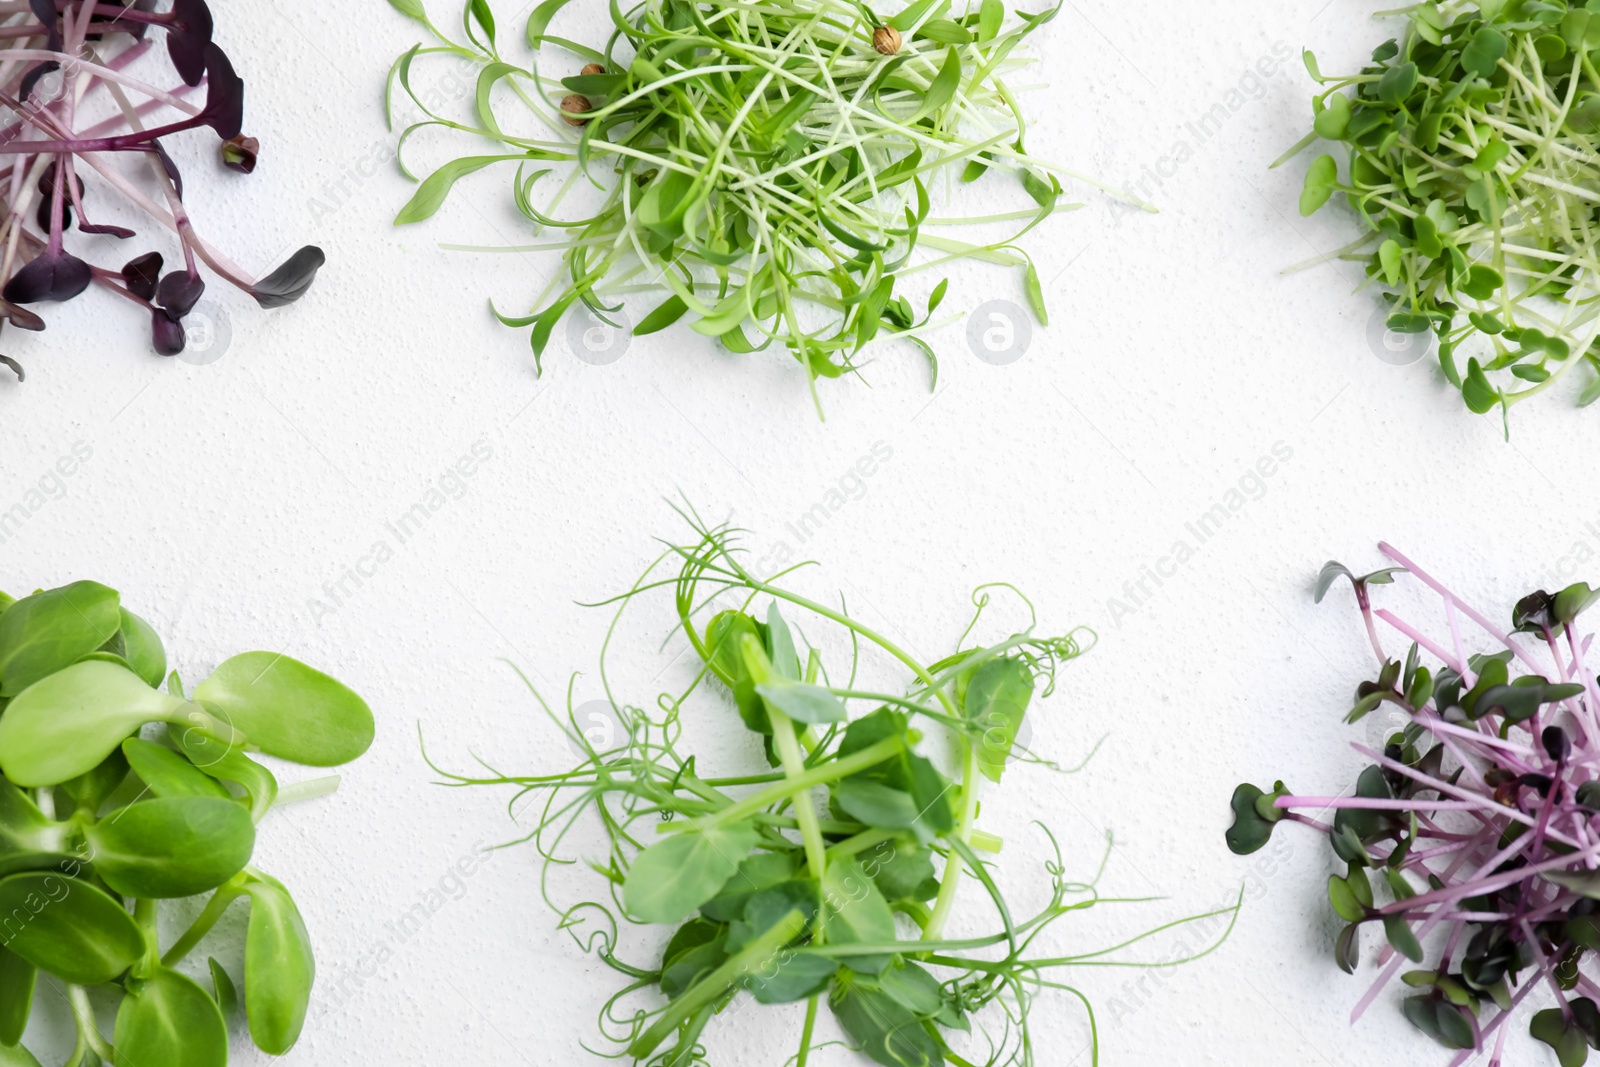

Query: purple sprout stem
[1379,542,1546,676]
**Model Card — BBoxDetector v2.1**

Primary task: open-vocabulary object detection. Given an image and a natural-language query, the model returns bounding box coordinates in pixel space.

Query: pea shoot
[387,0,1116,414]
[0,580,375,1067]
[1229,549,1600,1065]
[434,507,1235,1067]
[1281,2,1600,430]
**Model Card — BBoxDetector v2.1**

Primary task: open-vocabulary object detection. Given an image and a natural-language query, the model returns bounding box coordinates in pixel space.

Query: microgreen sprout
[387,0,1126,414]
[432,506,1235,1066]
[0,1,327,382]
[1229,547,1600,1065]
[1280,2,1600,430]
[0,579,375,1066]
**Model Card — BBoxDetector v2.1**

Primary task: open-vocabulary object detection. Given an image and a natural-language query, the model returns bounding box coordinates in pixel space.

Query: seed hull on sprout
[389,0,1118,415]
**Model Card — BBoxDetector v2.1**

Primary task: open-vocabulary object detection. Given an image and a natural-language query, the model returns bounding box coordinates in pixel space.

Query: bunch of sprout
[1281,0,1600,429]
[387,0,1118,413]
[0,0,326,382]
[1229,547,1600,1065]
[434,508,1234,1066]
[0,580,375,1066]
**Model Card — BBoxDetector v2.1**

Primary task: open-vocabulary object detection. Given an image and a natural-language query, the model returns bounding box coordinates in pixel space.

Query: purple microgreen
[156,270,204,318]
[165,0,215,86]
[121,252,164,302]
[0,352,23,382]
[150,308,184,355]
[248,246,325,309]
[0,0,323,380]
[4,251,92,304]
[1230,547,1600,1062]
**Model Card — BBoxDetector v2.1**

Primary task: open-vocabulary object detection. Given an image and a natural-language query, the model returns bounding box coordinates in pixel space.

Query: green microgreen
[387,0,1120,415]
[431,505,1234,1066]
[0,580,375,1067]
[1282,1,1600,430]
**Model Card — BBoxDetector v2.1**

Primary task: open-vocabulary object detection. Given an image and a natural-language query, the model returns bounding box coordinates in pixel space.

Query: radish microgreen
[1281,2,1600,429]
[387,0,1117,414]
[0,1,327,381]
[433,508,1234,1066]
[1230,547,1600,1064]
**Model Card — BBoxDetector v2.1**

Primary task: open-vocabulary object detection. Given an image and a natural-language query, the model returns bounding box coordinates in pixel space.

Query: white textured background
[3,0,1599,1064]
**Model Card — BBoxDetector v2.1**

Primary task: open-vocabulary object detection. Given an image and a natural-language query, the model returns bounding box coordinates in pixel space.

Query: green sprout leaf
[1300,154,1340,216]
[0,581,120,697]
[194,652,375,767]
[624,823,761,924]
[0,872,144,985]
[86,797,256,899]
[113,967,229,1067]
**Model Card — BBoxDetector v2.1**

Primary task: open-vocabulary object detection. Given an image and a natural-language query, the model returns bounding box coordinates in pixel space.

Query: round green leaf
[756,681,848,725]
[118,609,168,689]
[0,945,35,1046]
[822,859,896,974]
[964,656,1034,783]
[829,976,942,1067]
[0,581,120,697]
[194,653,374,767]
[1461,26,1507,78]
[243,874,315,1055]
[1313,92,1351,139]
[834,779,921,830]
[174,731,278,825]
[1300,154,1339,216]
[0,872,144,985]
[113,967,227,1067]
[0,660,189,786]
[87,797,255,899]
[624,823,761,924]
[1377,62,1417,108]
[121,738,231,801]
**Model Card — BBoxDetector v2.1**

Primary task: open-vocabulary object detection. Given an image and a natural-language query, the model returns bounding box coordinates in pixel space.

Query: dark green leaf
[114,967,228,1067]
[0,581,120,697]
[87,797,255,898]
[0,872,143,985]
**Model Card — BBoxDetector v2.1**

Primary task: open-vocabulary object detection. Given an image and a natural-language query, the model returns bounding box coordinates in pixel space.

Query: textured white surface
[3,0,1600,1064]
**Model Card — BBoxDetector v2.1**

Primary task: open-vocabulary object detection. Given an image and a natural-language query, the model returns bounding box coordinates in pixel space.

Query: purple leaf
[3,301,45,332]
[34,163,85,232]
[198,43,243,139]
[250,245,324,308]
[166,0,214,86]
[28,0,61,50]
[150,308,185,355]
[150,142,184,199]
[4,251,92,304]
[79,222,137,239]
[157,271,204,317]
[121,252,163,302]
[19,61,60,105]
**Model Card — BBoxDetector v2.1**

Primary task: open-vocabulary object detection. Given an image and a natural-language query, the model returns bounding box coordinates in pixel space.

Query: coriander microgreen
[388,0,1120,414]
[432,505,1236,1066]
[0,580,374,1065]
[1229,545,1600,1062]
[1282,3,1600,429]
[0,2,326,381]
